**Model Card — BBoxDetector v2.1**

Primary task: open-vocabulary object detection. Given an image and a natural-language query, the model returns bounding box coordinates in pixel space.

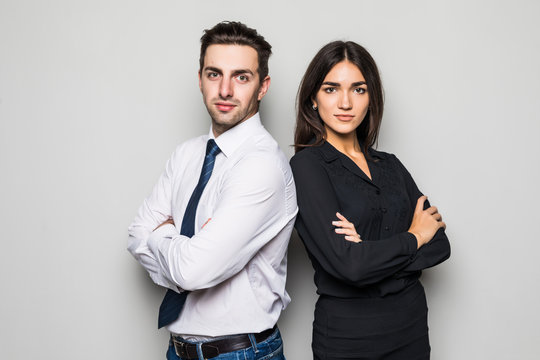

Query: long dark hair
[294,41,384,155]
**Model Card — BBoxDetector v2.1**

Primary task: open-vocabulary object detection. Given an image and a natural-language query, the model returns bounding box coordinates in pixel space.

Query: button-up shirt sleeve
[147,153,293,291]
[391,155,451,275]
[127,148,181,291]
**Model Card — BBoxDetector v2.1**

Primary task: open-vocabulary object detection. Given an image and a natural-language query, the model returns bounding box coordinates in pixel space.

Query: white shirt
[127,113,297,338]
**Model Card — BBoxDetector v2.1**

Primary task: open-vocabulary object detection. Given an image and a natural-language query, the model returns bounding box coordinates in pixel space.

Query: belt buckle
[172,338,187,358]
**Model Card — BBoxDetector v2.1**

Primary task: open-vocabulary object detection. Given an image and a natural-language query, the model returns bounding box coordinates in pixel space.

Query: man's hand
[154,218,175,231]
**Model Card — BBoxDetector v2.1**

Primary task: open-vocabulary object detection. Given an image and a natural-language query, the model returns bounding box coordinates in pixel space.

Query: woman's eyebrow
[322,81,340,86]
[321,81,367,87]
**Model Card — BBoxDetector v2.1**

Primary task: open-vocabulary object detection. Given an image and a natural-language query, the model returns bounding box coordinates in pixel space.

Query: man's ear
[198,71,202,92]
[257,75,271,101]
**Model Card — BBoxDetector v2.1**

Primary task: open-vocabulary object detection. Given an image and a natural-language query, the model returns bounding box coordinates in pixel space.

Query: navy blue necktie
[158,139,221,328]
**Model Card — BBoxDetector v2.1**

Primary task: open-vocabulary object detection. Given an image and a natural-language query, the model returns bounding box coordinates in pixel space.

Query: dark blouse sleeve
[291,150,419,288]
[392,155,451,275]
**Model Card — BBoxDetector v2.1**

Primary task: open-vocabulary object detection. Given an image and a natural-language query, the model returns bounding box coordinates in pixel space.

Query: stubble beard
[206,97,259,137]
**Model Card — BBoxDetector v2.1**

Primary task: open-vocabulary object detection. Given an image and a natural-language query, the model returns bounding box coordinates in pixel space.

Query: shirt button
[381,208,387,213]
[384,226,391,231]
[375,189,381,195]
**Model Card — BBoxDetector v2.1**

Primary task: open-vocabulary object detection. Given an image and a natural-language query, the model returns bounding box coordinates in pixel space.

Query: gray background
[1,0,539,359]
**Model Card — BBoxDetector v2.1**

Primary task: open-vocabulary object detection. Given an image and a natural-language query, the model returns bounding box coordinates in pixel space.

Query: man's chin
[212,115,238,127]
[209,109,242,124]
[209,114,242,135]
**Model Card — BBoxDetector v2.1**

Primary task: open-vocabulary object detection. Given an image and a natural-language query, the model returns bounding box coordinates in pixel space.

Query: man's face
[199,44,270,137]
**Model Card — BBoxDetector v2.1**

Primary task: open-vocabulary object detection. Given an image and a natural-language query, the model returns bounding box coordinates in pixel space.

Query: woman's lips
[335,114,354,121]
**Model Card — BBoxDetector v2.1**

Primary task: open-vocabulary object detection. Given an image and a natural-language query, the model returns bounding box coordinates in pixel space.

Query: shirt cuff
[147,223,177,256]
[147,223,186,293]
[403,232,419,257]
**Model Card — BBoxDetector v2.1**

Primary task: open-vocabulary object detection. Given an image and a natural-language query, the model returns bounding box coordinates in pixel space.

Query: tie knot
[206,139,221,158]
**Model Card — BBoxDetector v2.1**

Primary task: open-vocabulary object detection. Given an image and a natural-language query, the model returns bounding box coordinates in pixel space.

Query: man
[127,21,297,360]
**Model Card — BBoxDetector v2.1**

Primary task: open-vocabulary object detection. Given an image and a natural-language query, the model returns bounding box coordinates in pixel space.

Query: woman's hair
[294,41,384,155]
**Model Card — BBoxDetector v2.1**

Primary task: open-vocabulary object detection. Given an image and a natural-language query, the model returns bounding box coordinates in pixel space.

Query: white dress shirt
[127,113,297,338]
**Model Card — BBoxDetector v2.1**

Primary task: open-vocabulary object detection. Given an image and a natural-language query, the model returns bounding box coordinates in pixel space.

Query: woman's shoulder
[290,144,325,165]
[292,140,348,165]
[368,147,395,161]
[369,148,410,174]
[290,145,332,180]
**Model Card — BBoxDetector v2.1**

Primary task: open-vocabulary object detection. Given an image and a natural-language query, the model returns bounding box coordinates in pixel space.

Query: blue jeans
[166,328,285,360]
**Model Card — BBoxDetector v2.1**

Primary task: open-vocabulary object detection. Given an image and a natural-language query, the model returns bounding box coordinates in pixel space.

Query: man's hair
[199,21,272,82]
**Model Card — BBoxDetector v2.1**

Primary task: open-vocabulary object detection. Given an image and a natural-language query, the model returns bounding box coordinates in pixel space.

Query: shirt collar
[318,141,340,162]
[318,139,384,162]
[208,113,263,158]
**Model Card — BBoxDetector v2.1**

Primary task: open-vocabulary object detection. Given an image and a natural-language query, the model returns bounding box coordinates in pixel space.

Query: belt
[172,326,276,360]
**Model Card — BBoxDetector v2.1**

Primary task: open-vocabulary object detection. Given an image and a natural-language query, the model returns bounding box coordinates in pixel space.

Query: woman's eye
[324,87,336,93]
[354,87,366,94]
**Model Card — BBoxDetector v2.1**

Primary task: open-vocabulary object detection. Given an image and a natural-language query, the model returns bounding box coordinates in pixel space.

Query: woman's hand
[202,218,211,228]
[408,196,446,249]
[332,212,362,243]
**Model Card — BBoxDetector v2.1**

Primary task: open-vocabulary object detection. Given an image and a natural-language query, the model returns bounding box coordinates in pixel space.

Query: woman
[290,41,450,359]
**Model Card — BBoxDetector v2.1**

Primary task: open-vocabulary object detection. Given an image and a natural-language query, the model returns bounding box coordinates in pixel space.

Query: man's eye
[208,72,219,78]
[237,75,249,81]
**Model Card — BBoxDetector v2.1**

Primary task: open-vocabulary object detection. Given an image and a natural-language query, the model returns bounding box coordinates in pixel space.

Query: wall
[1,0,539,358]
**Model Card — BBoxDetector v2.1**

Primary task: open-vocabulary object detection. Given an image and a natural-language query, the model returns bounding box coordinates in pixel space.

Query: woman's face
[313,60,370,140]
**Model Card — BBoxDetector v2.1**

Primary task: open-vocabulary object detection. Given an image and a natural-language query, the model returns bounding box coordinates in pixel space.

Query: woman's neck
[325,130,372,180]
[326,131,362,157]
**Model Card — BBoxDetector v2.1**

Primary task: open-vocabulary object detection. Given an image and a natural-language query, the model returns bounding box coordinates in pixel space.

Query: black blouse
[290,141,450,298]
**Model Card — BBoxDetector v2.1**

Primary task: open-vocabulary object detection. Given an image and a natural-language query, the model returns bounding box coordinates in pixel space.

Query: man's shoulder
[171,134,207,155]
[177,134,208,149]
[229,131,292,181]
[162,135,208,169]
[239,128,287,162]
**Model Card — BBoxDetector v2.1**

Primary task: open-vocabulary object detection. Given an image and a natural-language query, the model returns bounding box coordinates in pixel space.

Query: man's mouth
[215,102,237,112]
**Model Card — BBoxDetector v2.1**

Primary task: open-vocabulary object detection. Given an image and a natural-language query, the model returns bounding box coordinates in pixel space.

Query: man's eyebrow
[204,66,222,74]
[203,67,254,76]
[232,69,254,76]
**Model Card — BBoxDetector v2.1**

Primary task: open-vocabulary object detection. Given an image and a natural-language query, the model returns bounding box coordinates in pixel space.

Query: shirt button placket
[376,189,390,231]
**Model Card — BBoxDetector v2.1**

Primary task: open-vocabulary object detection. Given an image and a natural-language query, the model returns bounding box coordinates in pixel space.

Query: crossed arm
[128,153,295,292]
[291,151,450,288]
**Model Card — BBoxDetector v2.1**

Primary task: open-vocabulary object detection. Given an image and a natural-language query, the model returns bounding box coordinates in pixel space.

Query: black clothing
[290,141,450,359]
[313,282,430,360]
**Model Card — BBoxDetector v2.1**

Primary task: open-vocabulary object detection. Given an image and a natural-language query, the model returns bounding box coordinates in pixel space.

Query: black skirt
[312,281,430,360]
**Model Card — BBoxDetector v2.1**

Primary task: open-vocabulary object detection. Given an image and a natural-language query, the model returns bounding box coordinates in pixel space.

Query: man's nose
[219,79,233,98]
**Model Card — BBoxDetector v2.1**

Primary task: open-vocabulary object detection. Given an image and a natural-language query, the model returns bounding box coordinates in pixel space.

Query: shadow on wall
[279,231,317,357]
